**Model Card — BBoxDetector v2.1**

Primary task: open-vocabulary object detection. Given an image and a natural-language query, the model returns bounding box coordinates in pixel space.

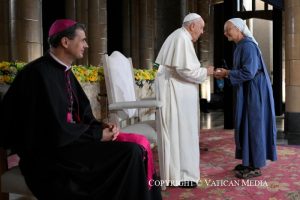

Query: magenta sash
[116,133,154,189]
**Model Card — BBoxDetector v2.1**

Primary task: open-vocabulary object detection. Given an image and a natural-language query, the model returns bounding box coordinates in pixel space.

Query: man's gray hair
[182,18,202,28]
[182,13,202,28]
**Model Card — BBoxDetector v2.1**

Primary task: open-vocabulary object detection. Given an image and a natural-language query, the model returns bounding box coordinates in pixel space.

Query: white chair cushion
[121,123,157,144]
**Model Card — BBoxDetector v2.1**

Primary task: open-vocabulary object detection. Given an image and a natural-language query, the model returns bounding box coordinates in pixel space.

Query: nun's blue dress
[228,37,277,169]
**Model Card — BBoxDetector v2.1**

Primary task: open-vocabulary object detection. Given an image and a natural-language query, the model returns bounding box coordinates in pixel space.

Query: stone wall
[80,82,107,120]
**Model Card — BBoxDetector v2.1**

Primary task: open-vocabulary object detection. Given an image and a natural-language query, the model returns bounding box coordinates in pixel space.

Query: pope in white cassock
[155,13,214,188]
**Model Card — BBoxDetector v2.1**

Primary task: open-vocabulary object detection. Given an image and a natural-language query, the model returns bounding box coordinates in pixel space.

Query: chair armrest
[109,100,162,110]
[140,97,156,100]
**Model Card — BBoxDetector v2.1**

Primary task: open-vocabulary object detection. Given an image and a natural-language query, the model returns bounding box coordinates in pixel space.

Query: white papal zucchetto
[183,13,202,23]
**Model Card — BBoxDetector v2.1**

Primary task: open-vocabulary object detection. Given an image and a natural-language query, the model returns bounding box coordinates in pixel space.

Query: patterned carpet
[155,129,300,200]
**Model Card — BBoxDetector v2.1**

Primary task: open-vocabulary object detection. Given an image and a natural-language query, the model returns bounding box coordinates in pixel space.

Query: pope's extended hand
[206,66,215,76]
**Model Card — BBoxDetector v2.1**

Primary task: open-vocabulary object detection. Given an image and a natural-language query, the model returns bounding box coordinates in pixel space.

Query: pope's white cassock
[155,27,208,186]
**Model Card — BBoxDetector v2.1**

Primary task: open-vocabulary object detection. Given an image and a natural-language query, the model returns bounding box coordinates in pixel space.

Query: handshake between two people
[206,66,230,79]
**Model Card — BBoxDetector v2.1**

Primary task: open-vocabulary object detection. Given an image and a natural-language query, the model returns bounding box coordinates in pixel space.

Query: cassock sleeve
[176,67,207,84]
[228,42,260,86]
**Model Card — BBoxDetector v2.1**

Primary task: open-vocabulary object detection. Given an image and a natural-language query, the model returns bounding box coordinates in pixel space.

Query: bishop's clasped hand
[102,123,119,141]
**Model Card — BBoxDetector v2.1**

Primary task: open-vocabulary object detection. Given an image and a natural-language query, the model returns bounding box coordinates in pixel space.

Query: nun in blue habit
[215,18,277,179]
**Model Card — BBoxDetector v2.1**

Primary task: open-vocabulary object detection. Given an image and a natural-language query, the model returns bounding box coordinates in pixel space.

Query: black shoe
[234,164,248,171]
[179,181,198,188]
[235,168,262,179]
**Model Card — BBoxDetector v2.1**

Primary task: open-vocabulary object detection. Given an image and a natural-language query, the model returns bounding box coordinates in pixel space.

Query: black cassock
[0,53,162,200]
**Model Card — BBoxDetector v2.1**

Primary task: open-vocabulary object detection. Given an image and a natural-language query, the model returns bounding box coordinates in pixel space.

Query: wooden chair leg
[0,148,8,200]
[0,193,9,200]
[200,147,208,151]
[200,142,208,151]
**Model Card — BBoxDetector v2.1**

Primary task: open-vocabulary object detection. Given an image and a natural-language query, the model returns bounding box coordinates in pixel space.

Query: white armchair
[102,51,166,189]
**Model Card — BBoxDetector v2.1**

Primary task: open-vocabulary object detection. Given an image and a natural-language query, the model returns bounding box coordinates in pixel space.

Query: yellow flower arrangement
[0,61,26,84]
[134,68,157,80]
[0,61,157,85]
[71,65,104,83]
[134,68,157,88]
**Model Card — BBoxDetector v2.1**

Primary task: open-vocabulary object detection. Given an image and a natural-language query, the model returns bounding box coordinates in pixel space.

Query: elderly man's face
[191,19,205,42]
[224,22,241,43]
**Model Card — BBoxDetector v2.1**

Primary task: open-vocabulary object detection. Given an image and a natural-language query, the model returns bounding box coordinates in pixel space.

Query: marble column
[122,0,131,57]
[285,0,300,143]
[9,0,43,62]
[75,0,88,65]
[65,0,76,19]
[88,0,107,66]
[197,0,211,67]
[0,0,9,61]
[130,0,140,67]
[139,0,155,68]
[155,0,181,57]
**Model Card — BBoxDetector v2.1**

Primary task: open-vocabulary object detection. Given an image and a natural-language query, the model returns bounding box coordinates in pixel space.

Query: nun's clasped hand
[214,68,229,79]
